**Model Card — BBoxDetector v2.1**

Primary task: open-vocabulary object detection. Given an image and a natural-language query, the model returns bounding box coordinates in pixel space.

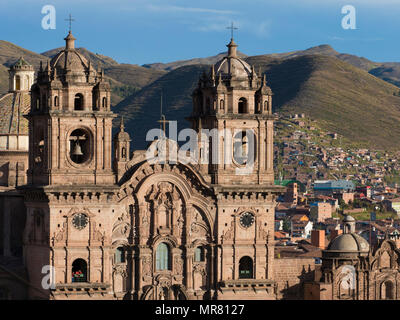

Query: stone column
[186,248,193,289]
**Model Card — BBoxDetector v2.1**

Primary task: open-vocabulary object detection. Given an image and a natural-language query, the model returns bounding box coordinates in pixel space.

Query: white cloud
[146,4,237,15]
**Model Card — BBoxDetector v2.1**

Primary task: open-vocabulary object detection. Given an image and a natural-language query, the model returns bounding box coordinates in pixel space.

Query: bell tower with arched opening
[27,31,115,186]
[188,37,274,186]
[23,31,118,299]
[189,37,283,299]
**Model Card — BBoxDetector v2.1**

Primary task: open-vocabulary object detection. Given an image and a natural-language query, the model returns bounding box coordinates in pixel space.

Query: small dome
[10,57,33,71]
[214,57,252,79]
[48,32,94,83]
[327,233,369,252]
[114,118,130,141]
[343,215,355,222]
[50,50,89,75]
[115,130,130,141]
[213,38,253,80]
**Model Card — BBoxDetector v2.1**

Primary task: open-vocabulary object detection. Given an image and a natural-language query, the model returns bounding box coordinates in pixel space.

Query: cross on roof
[226,22,238,40]
[65,14,75,32]
[158,115,169,138]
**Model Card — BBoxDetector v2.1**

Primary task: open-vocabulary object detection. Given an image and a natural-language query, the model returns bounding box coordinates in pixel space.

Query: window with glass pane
[156,242,170,270]
[115,247,125,264]
[195,246,205,262]
[239,256,253,279]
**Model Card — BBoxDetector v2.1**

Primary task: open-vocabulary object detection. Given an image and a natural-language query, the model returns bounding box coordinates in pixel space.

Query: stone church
[1,31,400,300]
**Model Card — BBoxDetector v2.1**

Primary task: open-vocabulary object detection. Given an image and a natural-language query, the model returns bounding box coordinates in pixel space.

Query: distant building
[356,186,372,198]
[310,202,333,222]
[284,182,298,204]
[383,198,400,217]
[314,180,355,196]
[334,192,354,204]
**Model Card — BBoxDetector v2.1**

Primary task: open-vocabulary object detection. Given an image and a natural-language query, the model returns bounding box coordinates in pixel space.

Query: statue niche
[145,182,184,237]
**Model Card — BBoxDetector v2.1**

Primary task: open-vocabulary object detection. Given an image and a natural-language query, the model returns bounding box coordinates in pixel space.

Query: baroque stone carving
[113,264,128,278]
[142,256,152,276]
[222,220,234,242]
[174,256,183,275]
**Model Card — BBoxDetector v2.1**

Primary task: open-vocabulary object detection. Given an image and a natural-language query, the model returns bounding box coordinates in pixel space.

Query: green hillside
[114,64,208,149]
[0,40,48,68]
[116,55,400,151]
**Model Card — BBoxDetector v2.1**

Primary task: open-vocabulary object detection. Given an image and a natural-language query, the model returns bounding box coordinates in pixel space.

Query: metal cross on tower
[158,92,170,138]
[65,14,75,32]
[226,22,238,39]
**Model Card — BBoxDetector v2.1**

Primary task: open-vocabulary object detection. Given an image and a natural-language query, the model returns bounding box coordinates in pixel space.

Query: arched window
[54,96,58,107]
[220,99,224,110]
[239,256,253,279]
[156,242,170,271]
[102,97,107,109]
[194,246,205,262]
[382,281,394,300]
[74,93,84,110]
[15,75,21,90]
[238,97,248,114]
[115,247,125,264]
[72,259,87,282]
[69,128,90,164]
[264,100,268,112]
[233,130,256,165]
[121,147,126,159]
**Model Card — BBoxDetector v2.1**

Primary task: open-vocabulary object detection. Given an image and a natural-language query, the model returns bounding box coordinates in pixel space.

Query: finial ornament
[120,116,125,131]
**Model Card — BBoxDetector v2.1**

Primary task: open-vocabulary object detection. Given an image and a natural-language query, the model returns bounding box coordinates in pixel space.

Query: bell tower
[189,36,283,299]
[189,38,274,186]
[23,31,118,299]
[27,31,115,186]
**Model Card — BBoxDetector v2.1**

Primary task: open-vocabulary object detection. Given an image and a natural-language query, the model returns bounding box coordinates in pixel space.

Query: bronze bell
[72,142,83,156]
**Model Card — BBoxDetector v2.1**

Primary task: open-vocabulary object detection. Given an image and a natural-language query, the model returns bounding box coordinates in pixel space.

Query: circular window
[69,128,91,164]
[72,213,89,230]
[239,212,255,228]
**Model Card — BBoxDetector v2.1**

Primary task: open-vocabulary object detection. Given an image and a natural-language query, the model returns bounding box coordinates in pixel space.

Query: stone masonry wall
[274,257,315,300]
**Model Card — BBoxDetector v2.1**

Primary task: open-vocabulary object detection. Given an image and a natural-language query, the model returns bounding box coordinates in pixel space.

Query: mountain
[369,63,400,87]
[41,47,167,105]
[116,54,400,151]
[114,64,207,149]
[262,44,380,72]
[247,54,400,149]
[2,40,400,151]
[0,40,48,68]
[142,51,247,71]
[0,64,8,93]
[104,64,166,89]
[0,42,166,105]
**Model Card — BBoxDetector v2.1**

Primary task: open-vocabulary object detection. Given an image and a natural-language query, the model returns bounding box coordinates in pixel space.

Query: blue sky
[0,0,399,65]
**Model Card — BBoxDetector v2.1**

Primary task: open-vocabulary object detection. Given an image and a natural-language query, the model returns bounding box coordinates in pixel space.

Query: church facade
[2,32,400,301]
[17,32,284,300]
